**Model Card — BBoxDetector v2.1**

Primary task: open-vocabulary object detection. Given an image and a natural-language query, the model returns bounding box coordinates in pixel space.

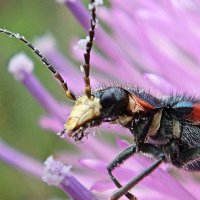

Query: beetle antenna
[0,28,76,101]
[82,0,99,98]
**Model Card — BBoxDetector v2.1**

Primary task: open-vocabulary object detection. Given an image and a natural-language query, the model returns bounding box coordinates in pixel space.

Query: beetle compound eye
[100,91,115,108]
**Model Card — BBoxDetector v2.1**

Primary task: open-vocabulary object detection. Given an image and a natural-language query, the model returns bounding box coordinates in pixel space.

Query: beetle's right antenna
[82,0,100,99]
[0,28,76,101]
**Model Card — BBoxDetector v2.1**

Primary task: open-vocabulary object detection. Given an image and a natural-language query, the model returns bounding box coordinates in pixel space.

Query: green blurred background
[0,0,86,199]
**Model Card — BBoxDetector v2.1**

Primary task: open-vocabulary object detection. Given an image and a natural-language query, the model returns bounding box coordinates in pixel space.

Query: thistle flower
[1,0,200,200]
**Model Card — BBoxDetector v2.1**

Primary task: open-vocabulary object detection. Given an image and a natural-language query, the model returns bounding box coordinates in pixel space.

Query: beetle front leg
[107,145,137,200]
[108,144,165,200]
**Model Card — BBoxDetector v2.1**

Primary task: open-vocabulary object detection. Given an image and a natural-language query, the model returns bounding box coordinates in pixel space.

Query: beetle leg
[111,156,164,200]
[107,145,137,200]
[108,144,165,200]
[134,115,154,145]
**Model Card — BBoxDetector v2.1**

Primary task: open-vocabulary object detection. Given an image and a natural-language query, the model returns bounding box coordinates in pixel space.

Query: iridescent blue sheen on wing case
[171,101,194,118]
[172,101,194,108]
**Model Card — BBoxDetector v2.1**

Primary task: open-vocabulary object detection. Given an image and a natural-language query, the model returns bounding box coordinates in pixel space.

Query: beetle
[66,87,200,200]
[1,0,200,200]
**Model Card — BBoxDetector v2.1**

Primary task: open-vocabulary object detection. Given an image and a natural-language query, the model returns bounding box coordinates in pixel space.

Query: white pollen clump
[14,33,21,39]
[42,156,72,186]
[80,65,84,72]
[8,53,34,81]
[57,132,65,138]
[92,18,99,28]
[74,36,90,50]
[88,0,103,10]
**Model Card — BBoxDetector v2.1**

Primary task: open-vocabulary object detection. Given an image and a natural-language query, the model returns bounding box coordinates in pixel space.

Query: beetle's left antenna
[0,28,76,101]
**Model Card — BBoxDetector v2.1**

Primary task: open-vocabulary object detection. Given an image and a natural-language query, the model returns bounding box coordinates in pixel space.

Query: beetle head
[65,87,133,141]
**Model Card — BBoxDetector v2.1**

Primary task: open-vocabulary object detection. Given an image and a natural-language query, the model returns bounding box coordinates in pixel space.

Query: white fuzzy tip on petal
[34,33,56,55]
[55,0,75,4]
[74,36,90,50]
[88,0,103,10]
[8,53,34,81]
[42,156,72,186]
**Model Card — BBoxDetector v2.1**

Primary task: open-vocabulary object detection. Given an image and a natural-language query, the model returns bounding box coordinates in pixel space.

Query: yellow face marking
[65,95,101,132]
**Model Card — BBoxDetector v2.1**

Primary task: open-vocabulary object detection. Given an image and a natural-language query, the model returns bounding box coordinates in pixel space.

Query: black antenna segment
[0,28,76,101]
